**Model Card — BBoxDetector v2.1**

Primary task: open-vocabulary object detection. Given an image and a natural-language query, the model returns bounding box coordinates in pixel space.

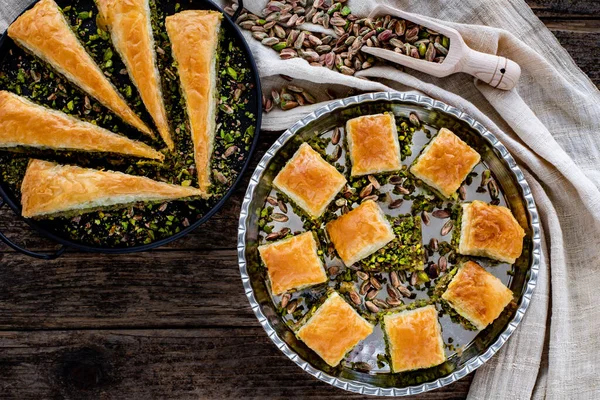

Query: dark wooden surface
[0,2,598,399]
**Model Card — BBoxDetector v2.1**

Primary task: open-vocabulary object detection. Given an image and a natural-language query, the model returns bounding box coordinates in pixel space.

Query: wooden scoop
[361,4,521,90]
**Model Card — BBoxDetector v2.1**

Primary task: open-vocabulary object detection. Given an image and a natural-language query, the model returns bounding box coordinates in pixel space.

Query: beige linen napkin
[2,0,600,398]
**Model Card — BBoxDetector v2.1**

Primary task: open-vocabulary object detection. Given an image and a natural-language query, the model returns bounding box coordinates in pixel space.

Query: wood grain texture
[525,0,600,17]
[526,0,600,86]
[550,30,600,86]
[0,329,473,399]
[0,250,259,329]
[0,3,597,399]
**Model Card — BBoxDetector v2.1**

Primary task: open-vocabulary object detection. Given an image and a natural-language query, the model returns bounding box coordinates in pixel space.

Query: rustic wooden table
[0,1,598,398]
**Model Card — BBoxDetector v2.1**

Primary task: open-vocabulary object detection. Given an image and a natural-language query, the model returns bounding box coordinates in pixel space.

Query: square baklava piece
[258,232,327,295]
[297,292,374,367]
[383,305,446,373]
[325,200,395,266]
[459,200,525,264]
[273,143,346,218]
[442,261,513,330]
[346,113,402,176]
[410,128,480,198]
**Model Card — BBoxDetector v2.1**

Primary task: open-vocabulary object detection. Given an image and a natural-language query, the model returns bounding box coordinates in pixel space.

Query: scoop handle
[460,48,521,90]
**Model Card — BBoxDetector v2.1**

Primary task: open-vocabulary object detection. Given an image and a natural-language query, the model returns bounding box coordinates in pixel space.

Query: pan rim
[237,91,541,396]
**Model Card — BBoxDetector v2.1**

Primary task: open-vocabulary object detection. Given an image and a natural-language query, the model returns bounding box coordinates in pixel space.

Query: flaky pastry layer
[459,200,525,264]
[166,10,222,195]
[297,292,373,367]
[258,232,327,295]
[383,305,446,373]
[273,143,346,218]
[442,261,513,330]
[8,0,152,136]
[346,113,402,176]
[96,0,172,149]
[0,91,163,160]
[326,200,395,266]
[21,159,204,218]
[410,128,480,198]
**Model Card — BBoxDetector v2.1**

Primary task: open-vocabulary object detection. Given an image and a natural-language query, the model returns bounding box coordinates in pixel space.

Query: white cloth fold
[2,0,599,397]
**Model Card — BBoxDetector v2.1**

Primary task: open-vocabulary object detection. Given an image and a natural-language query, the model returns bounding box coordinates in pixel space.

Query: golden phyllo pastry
[297,292,374,367]
[166,10,222,196]
[326,200,395,266]
[273,143,346,218]
[383,305,446,373]
[0,91,163,161]
[21,160,204,218]
[96,0,173,149]
[459,200,525,263]
[346,113,401,176]
[410,128,480,198]
[7,0,152,137]
[442,261,513,330]
[258,232,327,295]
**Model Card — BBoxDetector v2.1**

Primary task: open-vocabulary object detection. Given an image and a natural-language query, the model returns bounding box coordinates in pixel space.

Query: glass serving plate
[237,92,540,396]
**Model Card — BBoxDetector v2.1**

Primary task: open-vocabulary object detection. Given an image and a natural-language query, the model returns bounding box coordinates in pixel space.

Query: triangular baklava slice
[0,91,163,161]
[7,0,152,137]
[166,10,222,195]
[95,0,173,149]
[21,160,205,218]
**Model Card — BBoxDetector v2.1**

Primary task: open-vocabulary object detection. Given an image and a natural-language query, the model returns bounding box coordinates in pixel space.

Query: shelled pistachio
[226,0,450,77]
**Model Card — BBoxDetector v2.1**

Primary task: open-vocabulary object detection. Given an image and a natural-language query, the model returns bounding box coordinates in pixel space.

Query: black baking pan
[0,0,261,259]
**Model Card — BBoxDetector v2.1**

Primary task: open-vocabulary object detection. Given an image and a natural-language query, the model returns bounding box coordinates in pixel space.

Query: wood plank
[0,328,474,399]
[0,250,259,329]
[526,0,600,18]
[544,18,600,33]
[527,2,600,86]
[0,205,240,252]
[547,30,600,86]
